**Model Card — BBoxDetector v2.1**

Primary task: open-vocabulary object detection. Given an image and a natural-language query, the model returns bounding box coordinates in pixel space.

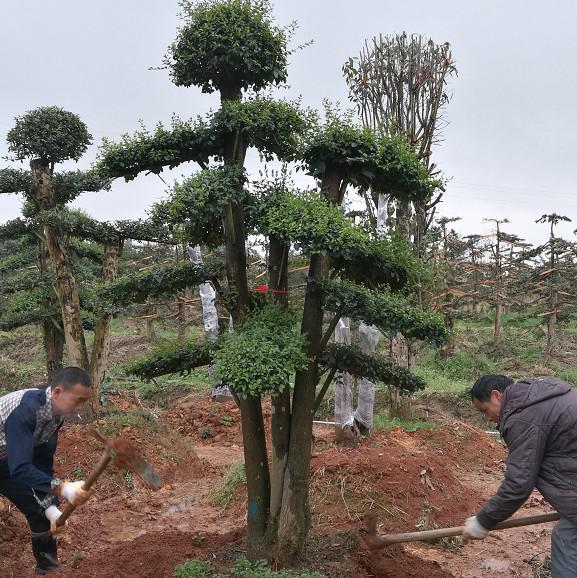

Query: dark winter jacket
[0,387,63,493]
[477,377,577,530]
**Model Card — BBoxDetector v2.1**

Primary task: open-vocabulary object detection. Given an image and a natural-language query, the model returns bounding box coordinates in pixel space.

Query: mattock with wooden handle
[53,427,162,532]
[362,511,560,549]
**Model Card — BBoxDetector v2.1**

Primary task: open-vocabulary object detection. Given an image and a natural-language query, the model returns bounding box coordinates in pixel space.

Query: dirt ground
[0,393,553,578]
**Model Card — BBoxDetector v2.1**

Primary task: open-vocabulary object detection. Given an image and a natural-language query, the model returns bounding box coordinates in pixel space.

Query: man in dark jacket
[463,374,577,576]
[0,366,93,574]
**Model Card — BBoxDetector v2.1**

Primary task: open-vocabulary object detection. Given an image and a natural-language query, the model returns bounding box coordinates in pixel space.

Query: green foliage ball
[214,305,307,397]
[165,0,289,97]
[7,106,92,164]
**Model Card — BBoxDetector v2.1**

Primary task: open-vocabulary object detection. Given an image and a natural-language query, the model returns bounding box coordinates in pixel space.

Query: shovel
[362,512,560,549]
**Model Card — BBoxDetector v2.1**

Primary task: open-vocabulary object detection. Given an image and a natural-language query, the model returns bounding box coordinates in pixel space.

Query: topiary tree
[535,213,574,348]
[2,107,100,371]
[96,0,445,563]
[0,109,186,412]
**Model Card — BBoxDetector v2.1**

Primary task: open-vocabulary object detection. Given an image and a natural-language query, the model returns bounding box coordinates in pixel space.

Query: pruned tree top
[0,168,31,195]
[0,218,31,241]
[0,168,110,206]
[302,112,434,201]
[0,209,177,246]
[0,245,37,274]
[0,269,50,296]
[151,165,250,247]
[6,106,92,164]
[165,0,289,98]
[0,286,58,331]
[536,213,572,225]
[214,305,307,397]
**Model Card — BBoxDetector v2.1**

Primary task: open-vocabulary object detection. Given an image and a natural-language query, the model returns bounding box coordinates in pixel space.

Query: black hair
[53,366,92,390]
[470,374,513,402]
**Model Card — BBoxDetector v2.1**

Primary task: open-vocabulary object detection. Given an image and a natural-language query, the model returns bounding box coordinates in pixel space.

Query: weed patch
[210,462,246,510]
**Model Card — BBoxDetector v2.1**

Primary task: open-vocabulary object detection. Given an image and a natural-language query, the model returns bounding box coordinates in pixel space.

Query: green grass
[518,346,542,363]
[372,413,437,433]
[415,365,469,394]
[102,407,161,435]
[553,367,577,387]
[210,462,246,509]
[173,558,326,578]
[129,368,212,400]
[174,560,213,578]
[415,349,494,394]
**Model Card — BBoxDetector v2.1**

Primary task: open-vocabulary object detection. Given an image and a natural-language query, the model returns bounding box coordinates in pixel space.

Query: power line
[451,180,576,200]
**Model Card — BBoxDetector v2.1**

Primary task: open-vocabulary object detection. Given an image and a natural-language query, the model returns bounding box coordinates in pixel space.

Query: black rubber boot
[32,535,61,575]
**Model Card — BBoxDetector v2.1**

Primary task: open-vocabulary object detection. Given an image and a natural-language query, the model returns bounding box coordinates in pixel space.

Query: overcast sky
[1,0,576,246]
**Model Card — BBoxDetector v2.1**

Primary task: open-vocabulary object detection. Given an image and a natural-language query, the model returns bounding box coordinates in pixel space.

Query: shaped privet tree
[429,216,469,355]
[0,107,107,381]
[462,234,491,314]
[0,108,183,411]
[96,0,445,562]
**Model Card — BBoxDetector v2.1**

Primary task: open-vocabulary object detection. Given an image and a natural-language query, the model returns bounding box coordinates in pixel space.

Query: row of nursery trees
[429,213,577,349]
[0,0,450,563]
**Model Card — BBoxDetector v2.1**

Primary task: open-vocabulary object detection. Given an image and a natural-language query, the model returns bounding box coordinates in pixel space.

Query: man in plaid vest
[0,366,93,574]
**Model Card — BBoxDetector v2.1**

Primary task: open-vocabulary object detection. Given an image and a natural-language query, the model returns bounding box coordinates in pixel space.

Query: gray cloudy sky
[1,0,576,246]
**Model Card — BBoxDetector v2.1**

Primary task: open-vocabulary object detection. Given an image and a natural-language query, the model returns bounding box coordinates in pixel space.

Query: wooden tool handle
[56,449,113,528]
[370,512,560,547]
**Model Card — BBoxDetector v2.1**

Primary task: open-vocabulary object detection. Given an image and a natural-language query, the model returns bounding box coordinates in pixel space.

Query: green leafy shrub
[214,305,307,397]
[174,559,213,578]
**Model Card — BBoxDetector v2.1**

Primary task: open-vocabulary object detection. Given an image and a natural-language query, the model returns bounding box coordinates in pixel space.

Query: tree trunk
[276,252,327,563]
[31,158,89,370]
[493,227,503,342]
[267,236,291,543]
[43,319,64,383]
[238,395,271,558]
[276,171,338,563]
[547,237,557,349]
[494,302,502,341]
[396,199,412,240]
[177,292,187,341]
[45,228,89,369]
[220,117,268,552]
[88,240,122,417]
[38,232,64,382]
